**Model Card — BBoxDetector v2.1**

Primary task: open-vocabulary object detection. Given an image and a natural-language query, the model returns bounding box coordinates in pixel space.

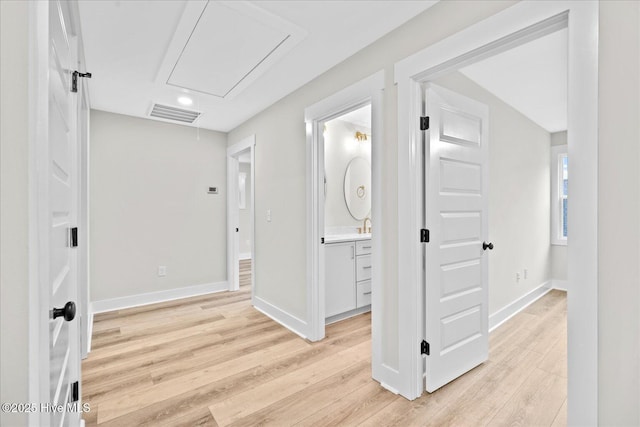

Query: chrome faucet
[362,217,372,234]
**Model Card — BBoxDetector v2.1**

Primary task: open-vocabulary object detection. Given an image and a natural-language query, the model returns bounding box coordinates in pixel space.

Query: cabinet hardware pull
[362,266,372,269]
[351,246,354,259]
[361,246,371,249]
[363,291,372,295]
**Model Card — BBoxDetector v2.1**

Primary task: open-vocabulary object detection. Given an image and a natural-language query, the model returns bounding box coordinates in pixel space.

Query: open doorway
[304,72,385,381]
[322,104,373,324]
[394,3,596,424]
[237,151,253,291]
[414,23,570,393]
[418,33,569,392]
[227,136,255,299]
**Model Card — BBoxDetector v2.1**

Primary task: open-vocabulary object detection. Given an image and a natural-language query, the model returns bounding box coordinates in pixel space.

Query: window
[551,145,568,245]
[560,154,568,238]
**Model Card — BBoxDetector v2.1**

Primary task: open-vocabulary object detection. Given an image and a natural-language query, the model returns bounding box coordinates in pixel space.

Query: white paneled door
[46,1,82,425]
[424,84,490,392]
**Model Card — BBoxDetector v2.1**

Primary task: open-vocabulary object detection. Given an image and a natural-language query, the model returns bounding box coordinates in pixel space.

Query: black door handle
[236,228,239,232]
[53,301,76,321]
[483,242,494,251]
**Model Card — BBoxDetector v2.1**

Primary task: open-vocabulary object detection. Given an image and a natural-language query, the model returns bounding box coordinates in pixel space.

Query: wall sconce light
[355,131,368,142]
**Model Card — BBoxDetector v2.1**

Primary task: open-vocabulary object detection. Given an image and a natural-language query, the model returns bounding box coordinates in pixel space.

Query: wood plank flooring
[83,262,567,426]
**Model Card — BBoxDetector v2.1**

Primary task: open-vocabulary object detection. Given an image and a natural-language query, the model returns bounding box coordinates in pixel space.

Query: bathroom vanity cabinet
[325,238,372,320]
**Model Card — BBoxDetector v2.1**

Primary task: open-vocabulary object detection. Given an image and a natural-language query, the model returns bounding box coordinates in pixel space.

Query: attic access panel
[167,2,293,99]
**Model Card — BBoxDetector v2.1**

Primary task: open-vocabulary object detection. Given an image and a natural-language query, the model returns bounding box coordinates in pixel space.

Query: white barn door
[424,84,490,392]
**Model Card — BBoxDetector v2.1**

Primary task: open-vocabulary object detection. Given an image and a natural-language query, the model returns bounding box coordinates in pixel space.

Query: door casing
[78,74,91,360]
[304,71,391,388]
[395,2,598,425]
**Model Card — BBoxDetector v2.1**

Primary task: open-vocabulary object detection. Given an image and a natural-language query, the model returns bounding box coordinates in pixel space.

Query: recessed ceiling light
[177,96,193,106]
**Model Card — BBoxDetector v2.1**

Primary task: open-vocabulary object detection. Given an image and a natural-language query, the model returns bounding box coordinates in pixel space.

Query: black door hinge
[420,116,430,130]
[421,340,430,355]
[71,381,79,402]
[71,71,92,93]
[420,228,429,243]
[70,227,78,248]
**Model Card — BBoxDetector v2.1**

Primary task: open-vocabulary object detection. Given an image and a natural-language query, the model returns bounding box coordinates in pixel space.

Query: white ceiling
[460,28,568,133]
[78,1,437,132]
[337,104,371,129]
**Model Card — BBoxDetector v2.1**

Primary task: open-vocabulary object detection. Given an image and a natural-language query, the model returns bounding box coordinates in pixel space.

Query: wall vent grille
[149,103,201,123]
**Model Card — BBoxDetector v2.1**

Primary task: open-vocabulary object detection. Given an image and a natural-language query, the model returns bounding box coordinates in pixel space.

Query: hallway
[83,266,566,426]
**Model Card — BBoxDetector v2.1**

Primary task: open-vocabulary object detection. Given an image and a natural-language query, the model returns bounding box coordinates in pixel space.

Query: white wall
[550,131,568,281]
[550,245,567,281]
[550,130,567,146]
[598,1,640,424]
[90,110,228,302]
[324,119,372,229]
[227,0,517,367]
[0,1,29,425]
[227,5,640,416]
[433,72,551,315]
[1,1,637,423]
[239,161,252,257]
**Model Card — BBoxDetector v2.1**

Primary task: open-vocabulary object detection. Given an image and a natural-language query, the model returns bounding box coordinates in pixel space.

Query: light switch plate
[158,266,167,277]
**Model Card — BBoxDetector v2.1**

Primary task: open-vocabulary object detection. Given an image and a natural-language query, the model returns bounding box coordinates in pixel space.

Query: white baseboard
[551,279,568,292]
[253,295,308,340]
[380,382,400,395]
[372,362,401,398]
[326,305,371,325]
[489,281,553,332]
[239,252,252,260]
[90,281,229,314]
[86,310,94,353]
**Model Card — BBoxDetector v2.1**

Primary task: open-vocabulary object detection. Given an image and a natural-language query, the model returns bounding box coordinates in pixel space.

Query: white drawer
[356,240,372,256]
[356,280,372,308]
[356,255,372,282]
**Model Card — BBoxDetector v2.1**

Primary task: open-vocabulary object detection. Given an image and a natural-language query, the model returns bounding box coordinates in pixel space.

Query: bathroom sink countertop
[324,233,372,244]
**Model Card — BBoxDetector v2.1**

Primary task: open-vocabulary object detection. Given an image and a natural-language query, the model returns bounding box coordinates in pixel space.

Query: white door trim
[73,0,92,359]
[550,144,568,246]
[226,136,255,298]
[28,2,51,424]
[304,71,390,385]
[394,2,598,424]
[78,75,91,360]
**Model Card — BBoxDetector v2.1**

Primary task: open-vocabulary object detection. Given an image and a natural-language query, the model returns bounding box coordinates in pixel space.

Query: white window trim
[551,144,568,245]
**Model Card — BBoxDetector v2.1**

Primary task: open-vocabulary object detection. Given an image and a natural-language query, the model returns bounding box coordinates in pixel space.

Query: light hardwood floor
[83,261,567,426]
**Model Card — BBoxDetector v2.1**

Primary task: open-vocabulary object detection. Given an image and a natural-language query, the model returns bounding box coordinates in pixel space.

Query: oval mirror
[343,157,371,220]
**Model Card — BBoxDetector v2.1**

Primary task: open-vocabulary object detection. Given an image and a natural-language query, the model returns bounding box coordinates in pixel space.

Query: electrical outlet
[266,209,271,222]
[158,266,167,277]
[516,272,521,283]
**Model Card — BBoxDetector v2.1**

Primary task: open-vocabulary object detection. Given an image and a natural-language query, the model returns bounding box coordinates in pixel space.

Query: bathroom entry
[322,105,373,324]
[304,71,383,380]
